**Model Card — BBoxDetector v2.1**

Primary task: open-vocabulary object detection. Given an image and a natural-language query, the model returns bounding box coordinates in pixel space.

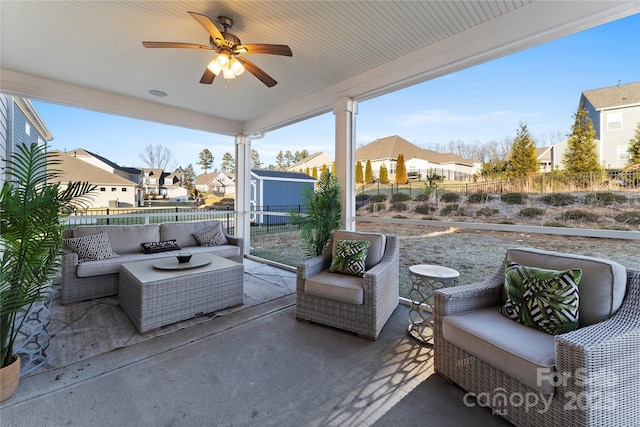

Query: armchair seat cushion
[443,306,556,394]
[304,270,364,304]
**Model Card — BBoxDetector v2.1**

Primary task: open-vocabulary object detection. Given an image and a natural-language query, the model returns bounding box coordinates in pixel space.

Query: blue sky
[33,13,639,172]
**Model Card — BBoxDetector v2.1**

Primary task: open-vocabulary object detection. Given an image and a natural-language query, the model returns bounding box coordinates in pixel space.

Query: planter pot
[0,354,21,402]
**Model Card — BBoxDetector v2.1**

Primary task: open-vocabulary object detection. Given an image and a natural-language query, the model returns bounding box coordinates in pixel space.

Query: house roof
[195,172,218,186]
[289,152,331,170]
[251,169,315,181]
[49,150,137,186]
[356,135,474,166]
[69,147,140,175]
[581,81,640,110]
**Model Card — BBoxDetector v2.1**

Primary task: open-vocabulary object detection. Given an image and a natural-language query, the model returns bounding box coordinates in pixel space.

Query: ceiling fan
[142,11,292,87]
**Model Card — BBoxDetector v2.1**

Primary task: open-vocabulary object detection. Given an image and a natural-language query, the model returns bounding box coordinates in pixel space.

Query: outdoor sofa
[61,220,243,304]
[434,247,640,426]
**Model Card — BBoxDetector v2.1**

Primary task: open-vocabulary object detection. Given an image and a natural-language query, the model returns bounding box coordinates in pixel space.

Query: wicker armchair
[296,231,399,340]
[434,247,640,427]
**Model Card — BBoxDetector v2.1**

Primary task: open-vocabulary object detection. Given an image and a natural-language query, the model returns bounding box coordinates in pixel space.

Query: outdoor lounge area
[1,258,515,427]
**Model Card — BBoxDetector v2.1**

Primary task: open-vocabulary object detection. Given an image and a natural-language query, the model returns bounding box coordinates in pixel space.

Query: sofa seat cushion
[305,270,364,304]
[506,248,627,327]
[73,225,160,255]
[75,245,241,277]
[443,307,556,394]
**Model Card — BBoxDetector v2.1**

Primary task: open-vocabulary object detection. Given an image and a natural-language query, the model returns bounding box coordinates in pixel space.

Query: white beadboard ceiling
[1,1,637,137]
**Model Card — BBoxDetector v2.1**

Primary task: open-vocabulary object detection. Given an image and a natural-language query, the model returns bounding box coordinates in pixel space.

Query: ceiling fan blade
[237,58,277,87]
[142,41,211,50]
[200,68,216,84]
[188,11,225,46]
[235,44,292,57]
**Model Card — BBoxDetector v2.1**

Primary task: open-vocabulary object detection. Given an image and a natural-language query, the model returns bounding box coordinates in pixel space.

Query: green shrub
[391,202,407,211]
[500,193,527,204]
[440,204,465,216]
[558,209,599,222]
[392,215,407,219]
[467,192,491,203]
[584,192,627,206]
[370,194,388,203]
[539,193,576,207]
[390,192,412,202]
[497,220,515,225]
[355,194,371,202]
[414,193,430,202]
[440,192,460,203]
[414,204,435,215]
[519,207,545,218]
[476,207,499,217]
[614,210,640,225]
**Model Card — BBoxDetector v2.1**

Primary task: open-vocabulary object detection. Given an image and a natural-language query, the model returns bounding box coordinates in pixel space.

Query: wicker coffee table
[119,253,244,333]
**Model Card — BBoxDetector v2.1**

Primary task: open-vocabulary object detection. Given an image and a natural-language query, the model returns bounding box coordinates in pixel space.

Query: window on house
[607,113,622,131]
[100,187,106,192]
[122,188,127,192]
[617,146,630,160]
[25,123,31,135]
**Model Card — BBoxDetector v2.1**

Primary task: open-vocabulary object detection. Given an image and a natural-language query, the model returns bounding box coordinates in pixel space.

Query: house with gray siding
[0,94,53,186]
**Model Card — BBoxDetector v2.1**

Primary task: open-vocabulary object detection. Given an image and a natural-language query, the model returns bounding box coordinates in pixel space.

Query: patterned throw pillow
[501,260,581,335]
[330,239,371,277]
[64,230,120,263]
[140,240,181,254]
[192,223,228,247]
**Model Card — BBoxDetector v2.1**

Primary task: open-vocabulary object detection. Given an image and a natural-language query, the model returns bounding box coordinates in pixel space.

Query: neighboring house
[51,150,139,208]
[195,172,235,195]
[66,148,144,204]
[1,95,53,186]
[535,147,553,172]
[67,148,142,185]
[552,82,640,171]
[356,135,479,181]
[288,152,333,174]
[140,168,186,200]
[250,169,316,225]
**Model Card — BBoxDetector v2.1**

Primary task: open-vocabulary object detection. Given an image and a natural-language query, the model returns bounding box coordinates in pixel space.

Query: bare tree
[139,143,175,170]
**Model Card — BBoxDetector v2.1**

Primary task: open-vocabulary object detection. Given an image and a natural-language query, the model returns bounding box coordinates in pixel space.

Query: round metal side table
[407,264,459,346]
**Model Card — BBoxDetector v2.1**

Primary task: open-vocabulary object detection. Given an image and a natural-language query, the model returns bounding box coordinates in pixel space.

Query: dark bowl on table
[177,253,192,263]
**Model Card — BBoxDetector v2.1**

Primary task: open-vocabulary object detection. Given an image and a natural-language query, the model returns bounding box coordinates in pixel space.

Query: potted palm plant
[0,142,94,401]
[289,170,341,258]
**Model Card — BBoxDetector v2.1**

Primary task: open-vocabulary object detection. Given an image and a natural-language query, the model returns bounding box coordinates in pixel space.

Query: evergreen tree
[197,149,215,173]
[628,122,640,166]
[355,161,364,183]
[379,164,389,183]
[251,149,263,168]
[294,150,310,163]
[563,107,602,174]
[275,151,287,170]
[305,167,310,176]
[321,164,327,177]
[312,167,318,179]
[395,153,408,183]
[508,122,539,178]
[220,152,234,173]
[365,160,373,184]
[180,164,196,195]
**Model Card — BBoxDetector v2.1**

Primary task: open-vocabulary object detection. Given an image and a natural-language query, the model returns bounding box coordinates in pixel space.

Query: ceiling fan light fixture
[216,52,230,67]
[230,57,245,76]
[207,59,222,75]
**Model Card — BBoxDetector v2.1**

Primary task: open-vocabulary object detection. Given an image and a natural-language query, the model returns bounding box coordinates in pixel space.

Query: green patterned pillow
[330,240,371,277]
[501,260,582,335]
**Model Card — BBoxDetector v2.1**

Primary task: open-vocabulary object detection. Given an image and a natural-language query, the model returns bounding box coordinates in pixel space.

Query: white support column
[333,97,357,231]
[234,134,251,256]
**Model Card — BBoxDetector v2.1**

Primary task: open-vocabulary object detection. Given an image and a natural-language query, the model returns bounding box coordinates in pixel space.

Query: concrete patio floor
[0,261,512,427]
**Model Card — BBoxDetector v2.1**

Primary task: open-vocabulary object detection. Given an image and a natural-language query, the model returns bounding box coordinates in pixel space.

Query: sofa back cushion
[160,220,227,248]
[73,224,160,255]
[331,231,386,271]
[505,248,627,327]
